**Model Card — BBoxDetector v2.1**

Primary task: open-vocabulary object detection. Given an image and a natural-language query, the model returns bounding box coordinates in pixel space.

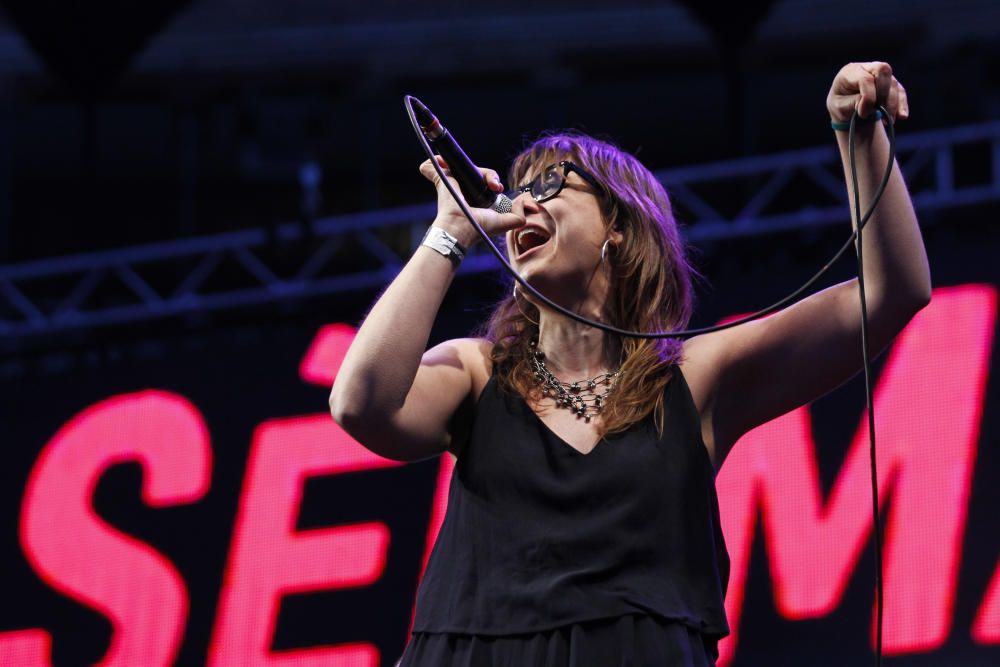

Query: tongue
[522,232,549,251]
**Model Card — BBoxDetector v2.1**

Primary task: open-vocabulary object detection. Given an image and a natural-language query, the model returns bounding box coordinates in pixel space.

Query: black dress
[397,364,730,666]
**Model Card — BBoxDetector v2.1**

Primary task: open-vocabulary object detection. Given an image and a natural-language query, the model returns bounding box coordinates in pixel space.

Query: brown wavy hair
[474,130,706,438]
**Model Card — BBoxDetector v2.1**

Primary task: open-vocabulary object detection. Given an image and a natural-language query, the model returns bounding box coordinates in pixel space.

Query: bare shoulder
[431,337,493,460]
[676,334,719,416]
[676,331,734,469]
[443,336,494,401]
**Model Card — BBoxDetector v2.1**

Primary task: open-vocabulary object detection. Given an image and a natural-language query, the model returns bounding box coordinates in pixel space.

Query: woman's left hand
[826,61,909,125]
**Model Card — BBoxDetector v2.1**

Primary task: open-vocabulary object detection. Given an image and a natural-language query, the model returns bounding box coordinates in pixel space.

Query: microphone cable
[405,94,895,666]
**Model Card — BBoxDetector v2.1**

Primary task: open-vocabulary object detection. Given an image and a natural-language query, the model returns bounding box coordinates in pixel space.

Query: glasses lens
[531,164,563,201]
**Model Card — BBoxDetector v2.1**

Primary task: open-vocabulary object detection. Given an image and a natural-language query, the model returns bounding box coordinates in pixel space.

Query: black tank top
[411,363,731,657]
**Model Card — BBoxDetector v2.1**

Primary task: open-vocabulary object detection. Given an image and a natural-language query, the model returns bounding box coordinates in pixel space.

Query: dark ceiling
[0,0,997,264]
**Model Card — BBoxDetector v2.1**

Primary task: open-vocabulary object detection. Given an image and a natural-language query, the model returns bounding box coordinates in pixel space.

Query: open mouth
[515,227,552,259]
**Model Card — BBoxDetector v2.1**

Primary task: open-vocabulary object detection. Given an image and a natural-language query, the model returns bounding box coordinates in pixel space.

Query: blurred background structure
[0,2,999,666]
[0,0,998,354]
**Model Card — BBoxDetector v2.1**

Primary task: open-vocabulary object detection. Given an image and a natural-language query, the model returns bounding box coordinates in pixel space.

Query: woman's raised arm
[329,157,525,461]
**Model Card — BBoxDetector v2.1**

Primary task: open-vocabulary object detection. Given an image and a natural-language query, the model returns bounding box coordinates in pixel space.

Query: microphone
[410,98,513,214]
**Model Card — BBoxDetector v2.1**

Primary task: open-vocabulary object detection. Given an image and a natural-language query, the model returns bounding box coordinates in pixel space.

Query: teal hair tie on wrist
[831,109,883,131]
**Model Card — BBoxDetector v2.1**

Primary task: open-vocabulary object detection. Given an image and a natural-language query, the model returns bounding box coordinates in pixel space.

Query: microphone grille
[492,194,513,214]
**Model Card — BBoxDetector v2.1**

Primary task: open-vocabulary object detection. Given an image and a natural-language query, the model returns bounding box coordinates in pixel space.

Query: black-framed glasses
[515,160,603,203]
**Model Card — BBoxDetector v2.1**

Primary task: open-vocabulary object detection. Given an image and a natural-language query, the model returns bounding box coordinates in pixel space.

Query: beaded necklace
[528,339,620,422]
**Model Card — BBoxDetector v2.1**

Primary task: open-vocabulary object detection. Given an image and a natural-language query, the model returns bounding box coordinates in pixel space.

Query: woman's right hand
[419,155,526,249]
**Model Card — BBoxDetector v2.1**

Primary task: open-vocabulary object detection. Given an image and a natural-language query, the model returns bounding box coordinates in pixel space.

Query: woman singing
[330,61,930,666]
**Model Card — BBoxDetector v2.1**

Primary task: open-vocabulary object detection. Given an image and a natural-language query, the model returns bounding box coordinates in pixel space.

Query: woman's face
[505,160,622,313]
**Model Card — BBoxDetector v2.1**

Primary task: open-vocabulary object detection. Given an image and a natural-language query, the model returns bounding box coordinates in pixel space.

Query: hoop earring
[512,283,540,325]
[600,239,615,263]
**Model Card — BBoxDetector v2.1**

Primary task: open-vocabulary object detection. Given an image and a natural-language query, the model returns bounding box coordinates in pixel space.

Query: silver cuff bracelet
[421,226,467,265]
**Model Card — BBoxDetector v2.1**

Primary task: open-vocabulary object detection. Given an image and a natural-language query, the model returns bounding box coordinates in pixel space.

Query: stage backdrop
[1,216,998,667]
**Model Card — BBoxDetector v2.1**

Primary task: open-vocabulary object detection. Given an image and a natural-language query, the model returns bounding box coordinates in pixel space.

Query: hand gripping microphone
[409,98,513,214]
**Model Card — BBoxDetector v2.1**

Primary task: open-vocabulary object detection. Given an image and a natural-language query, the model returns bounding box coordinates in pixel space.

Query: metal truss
[1,120,998,344]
